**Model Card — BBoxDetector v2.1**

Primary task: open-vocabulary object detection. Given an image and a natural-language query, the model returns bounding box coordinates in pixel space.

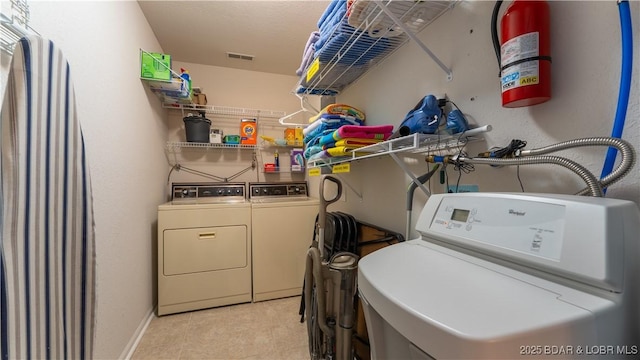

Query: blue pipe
[600,0,633,193]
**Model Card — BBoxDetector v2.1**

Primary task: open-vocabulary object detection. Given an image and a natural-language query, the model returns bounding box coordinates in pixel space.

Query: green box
[140,51,172,81]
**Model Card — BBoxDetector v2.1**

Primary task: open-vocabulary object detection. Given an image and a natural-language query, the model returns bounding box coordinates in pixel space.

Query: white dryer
[157,183,252,316]
[249,182,319,302]
[358,192,640,359]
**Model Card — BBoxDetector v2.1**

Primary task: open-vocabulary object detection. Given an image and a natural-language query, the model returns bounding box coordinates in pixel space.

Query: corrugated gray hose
[458,137,635,197]
[519,137,635,196]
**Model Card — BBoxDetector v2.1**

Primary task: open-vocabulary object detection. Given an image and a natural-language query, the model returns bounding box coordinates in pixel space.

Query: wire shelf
[307,125,491,168]
[296,0,454,96]
[162,103,287,120]
[166,142,259,152]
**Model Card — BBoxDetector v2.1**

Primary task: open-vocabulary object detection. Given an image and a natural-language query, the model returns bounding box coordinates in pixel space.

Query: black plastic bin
[183,114,211,143]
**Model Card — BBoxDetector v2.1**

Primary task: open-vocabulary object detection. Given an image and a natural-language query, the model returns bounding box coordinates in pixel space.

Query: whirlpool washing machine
[249,182,319,302]
[157,182,252,316]
[358,192,640,359]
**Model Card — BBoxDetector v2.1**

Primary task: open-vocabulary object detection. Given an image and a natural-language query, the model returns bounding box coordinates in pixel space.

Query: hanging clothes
[0,35,96,360]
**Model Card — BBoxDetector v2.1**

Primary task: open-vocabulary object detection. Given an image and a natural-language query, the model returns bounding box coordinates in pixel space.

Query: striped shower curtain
[0,36,96,359]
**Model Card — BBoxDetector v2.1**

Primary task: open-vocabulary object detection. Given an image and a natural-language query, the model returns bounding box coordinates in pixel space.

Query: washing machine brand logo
[509,209,526,216]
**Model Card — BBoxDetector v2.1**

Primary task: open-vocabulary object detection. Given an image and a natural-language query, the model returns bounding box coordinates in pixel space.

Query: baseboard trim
[121,306,156,360]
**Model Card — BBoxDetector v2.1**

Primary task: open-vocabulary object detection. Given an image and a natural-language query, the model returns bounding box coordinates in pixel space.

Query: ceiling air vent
[227,52,254,61]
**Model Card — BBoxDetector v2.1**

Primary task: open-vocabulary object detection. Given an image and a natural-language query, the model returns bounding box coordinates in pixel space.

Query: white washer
[249,182,319,302]
[359,192,640,359]
[157,183,252,316]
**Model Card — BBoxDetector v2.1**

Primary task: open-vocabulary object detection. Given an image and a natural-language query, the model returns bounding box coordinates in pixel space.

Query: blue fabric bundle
[313,0,393,66]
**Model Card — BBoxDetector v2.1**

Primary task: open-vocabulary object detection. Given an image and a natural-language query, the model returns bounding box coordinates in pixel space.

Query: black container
[183,114,211,143]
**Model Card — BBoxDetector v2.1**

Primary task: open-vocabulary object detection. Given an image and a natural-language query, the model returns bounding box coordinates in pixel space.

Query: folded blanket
[318,125,394,146]
[303,113,363,136]
[308,103,366,123]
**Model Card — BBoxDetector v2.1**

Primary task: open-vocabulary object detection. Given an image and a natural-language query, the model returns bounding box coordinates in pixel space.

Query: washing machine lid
[414,193,639,293]
[358,240,616,359]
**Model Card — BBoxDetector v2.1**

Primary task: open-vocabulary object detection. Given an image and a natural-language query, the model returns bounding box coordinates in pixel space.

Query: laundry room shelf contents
[164,105,286,153]
[296,0,454,96]
[140,49,194,105]
[306,125,492,168]
[144,78,192,105]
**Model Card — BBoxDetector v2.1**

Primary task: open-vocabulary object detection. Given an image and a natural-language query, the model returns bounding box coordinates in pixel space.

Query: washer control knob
[181,189,189,197]
[217,189,224,195]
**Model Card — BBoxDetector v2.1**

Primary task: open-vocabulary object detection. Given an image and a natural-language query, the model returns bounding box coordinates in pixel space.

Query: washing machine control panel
[171,182,246,203]
[249,182,308,199]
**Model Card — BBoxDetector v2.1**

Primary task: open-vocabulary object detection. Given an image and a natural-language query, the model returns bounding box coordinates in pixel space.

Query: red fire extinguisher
[499,0,551,108]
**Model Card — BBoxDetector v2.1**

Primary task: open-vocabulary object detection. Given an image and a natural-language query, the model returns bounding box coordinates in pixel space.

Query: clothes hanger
[278,93,319,127]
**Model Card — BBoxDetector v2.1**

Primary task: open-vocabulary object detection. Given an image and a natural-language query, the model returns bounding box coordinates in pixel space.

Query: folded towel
[317,0,341,29]
[308,103,365,123]
[304,128,335,148]
[295,86,339,97]
[296,31,320,76]
[304,137,379,159]
[303,121,351,144]
[326,146,360,157]
[296,44,316,77]
[322,137,383,149]
[318,125,394,146]
[316,0,348,51]
[316,26,393,66]
[304,144,321,159]
[307,145,363,162]
[303,113,363,136]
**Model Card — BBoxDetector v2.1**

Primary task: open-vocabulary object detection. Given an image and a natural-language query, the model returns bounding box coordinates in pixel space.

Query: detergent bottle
[180,68,192,96]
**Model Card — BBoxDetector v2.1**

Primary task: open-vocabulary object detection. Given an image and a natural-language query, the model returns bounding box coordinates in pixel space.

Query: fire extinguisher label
[501,32,540,93]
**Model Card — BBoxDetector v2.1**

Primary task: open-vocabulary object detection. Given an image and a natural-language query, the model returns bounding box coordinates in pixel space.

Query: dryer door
[163,225,247,275]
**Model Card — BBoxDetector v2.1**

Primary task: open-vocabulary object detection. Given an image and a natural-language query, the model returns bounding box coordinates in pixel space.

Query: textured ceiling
[137,0,331,76]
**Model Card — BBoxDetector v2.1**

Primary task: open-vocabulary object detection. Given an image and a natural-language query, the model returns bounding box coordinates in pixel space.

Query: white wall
[313,0,640,239]
[1,1,169,359]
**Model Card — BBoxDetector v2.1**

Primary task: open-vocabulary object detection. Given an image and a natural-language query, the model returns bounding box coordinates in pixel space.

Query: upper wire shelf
[162,104,286,120]
[296,0,454,96]
[166,142,259,152]
[307,125,491,168]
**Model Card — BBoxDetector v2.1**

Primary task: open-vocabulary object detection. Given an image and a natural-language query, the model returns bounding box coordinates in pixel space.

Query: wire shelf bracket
[373,0,453,81]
